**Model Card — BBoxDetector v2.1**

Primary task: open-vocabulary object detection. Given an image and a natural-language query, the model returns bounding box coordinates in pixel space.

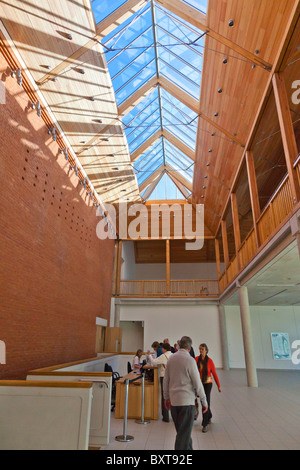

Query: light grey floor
[101,369,300,451]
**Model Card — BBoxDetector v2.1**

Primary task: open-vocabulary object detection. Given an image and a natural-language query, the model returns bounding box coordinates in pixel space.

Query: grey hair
[179,336,192,349]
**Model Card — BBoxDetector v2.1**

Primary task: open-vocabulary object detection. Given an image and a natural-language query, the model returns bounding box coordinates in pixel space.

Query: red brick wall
[0,54,115,379]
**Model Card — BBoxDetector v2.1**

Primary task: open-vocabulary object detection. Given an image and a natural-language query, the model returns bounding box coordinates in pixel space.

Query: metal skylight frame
[92,0,205,200]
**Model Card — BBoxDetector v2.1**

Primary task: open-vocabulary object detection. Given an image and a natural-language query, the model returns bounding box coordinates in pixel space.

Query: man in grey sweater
[163,336,208,450]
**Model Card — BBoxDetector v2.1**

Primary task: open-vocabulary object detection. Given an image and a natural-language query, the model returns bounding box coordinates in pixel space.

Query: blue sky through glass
[91,0,127,24]
[181,0,207,14]
[147,173,186,200]
[92,0,203,200]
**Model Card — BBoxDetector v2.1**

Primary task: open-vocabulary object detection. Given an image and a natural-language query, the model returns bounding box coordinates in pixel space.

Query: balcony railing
[219,172,299,293]
[119,280,219,298]
[117,169,299,300]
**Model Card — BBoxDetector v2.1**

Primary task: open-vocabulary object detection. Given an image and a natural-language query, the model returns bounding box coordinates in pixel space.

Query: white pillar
[238,286,258,387]
[296,233,300,259]
[290,212,300,258]
[218,304,230,371]
[114,303,121,328]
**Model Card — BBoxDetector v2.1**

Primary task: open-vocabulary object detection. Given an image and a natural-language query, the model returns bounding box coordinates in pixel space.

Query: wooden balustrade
[119,172,298,299]
[119,280,219,298]
[238,228,256,268]
[257,175,293,246]
[295,155,300,186]
[219,172,298,295]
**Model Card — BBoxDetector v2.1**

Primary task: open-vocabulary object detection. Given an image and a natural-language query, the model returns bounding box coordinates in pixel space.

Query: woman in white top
[147,342,173,422]
[132,349,143,372]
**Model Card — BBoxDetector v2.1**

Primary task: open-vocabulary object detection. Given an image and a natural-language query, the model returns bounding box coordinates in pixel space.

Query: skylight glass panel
[127,109,161,153]
[134,139,164,186]
[136,155,164,187]
[91,0,127,24]
[123,88,161,152]
[148,173,185,200]
[97,1,202,200]
[164,140,194,183]
[160,89,198,150]
[102,3,156,105]
[182,0,208,14]
[155,5,204,98]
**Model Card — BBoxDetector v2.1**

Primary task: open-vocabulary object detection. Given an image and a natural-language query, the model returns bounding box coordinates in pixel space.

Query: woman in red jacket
[195,343,221,433]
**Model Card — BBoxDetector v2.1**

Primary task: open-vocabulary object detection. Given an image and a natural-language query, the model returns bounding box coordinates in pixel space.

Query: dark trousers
[202,382,213,426]
[160,377,169,421]
[171,405,195,450]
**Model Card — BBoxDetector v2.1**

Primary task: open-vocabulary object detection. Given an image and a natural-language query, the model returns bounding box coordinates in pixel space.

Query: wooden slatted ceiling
[192,0,297,235]
[121,200,214,240]
[1,0,299,247]
[0,0,141,205]
[207,0,292,65]
[134,238,217,263]
[216,13,300,259]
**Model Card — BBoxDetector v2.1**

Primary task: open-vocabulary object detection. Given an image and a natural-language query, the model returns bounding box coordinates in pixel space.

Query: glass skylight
[92,0,203,200]
[181,0,207,14]
[91,0,127,24]
[147,173,186,200]
[134,138,164,186]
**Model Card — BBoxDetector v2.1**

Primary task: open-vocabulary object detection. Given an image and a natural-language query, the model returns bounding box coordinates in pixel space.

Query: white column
[297,233,300,259]
[218,304,230,371]
[114,303,121,328]
[238,286,258,387]
[290,212,300,258]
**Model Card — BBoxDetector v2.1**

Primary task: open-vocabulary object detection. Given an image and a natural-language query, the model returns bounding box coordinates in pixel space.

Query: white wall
[120,320,144,352]
[225,305,300,370]
[119,300,223,368]
[117,300,300,371]
[121,241,136,280]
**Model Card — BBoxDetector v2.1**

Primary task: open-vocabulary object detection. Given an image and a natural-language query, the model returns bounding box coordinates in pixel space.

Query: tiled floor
[101,369,300,451]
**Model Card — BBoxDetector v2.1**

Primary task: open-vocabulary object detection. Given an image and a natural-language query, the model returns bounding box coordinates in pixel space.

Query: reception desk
[115,367,159,420]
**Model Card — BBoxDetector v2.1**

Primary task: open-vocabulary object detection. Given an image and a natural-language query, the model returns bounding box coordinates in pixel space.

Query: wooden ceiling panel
[193,0,297,237]
[134,238,217,264]
[1,0,299,242]
[0,0,141,206]
[121,201,214,240]
[199,42,269,144]
[0,0,96,83]
[207,0,296,65]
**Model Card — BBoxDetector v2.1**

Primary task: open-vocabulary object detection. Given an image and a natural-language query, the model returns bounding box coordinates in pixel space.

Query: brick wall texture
[0,53,115,379]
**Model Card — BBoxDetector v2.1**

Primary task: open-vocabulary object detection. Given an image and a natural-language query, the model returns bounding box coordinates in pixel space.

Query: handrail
[218,172,299,292]
[256,173,289,225]
[119,279,219,297]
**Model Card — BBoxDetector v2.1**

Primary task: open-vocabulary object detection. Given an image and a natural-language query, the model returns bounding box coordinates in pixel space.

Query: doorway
[120,321,144,352]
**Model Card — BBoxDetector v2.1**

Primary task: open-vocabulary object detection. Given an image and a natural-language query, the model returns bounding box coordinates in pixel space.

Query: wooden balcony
[219,172,300,294]
[118,279,219,298]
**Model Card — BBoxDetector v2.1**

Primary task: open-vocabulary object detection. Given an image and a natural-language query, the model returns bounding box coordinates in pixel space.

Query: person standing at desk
[147,342,173,422]
[132,349,143,372]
